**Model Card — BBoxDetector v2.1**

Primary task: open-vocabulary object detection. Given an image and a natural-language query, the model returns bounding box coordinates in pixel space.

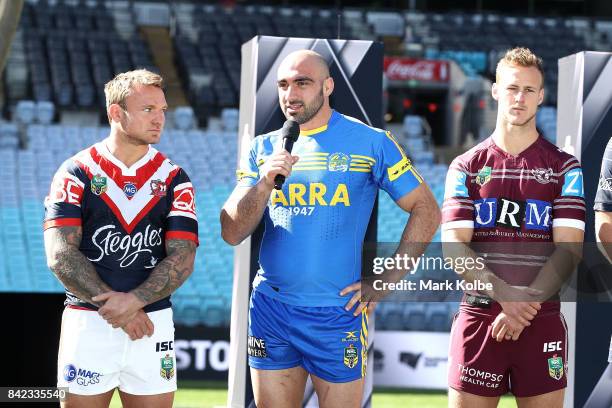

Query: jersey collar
[96,142,157,177]
[299,110,340,137]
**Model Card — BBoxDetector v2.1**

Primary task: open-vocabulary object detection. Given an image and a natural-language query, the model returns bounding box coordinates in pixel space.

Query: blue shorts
[248,290,368,383]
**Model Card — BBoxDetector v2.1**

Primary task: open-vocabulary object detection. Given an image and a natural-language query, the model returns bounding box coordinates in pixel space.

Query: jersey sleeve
[594,138,612,211]
[553,156,586,230]
[441,157,474,230]
[236,137,261,187]
[43,159,87,230]
[373,131,423,201]
[166,169,199,245]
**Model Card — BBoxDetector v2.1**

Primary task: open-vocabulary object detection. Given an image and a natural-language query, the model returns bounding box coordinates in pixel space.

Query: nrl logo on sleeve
[531,168,554,184]
[91,174,108,196]
[475,166,492,186]
[328,152,350,172]
[160,354,175,380]
[344,344,359,368]
[150,179,167,197]
[547,355,563,380]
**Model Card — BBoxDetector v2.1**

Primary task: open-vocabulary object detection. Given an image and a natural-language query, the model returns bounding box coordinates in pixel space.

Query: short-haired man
[443,48,585,407]
[221,50,440,407]
[44,69,198,407]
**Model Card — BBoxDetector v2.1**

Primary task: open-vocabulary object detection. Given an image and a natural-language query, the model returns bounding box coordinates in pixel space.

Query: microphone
[274,119,300,190]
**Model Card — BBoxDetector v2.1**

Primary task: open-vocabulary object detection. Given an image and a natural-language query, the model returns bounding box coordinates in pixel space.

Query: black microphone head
[281,119,300,142]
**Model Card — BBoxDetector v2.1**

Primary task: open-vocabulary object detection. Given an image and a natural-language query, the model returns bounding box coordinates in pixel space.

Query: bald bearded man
[221,50,440,407]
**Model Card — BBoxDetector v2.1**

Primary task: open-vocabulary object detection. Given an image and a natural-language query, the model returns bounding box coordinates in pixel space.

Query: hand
[498,285,542,327]
[491,312,526,342]
[260,150,299,188]
[340,280,379,316]
[92,291,146,328]
[121,309,154,341]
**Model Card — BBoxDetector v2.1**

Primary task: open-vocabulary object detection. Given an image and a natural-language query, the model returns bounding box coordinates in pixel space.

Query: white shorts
[57,306,177,395]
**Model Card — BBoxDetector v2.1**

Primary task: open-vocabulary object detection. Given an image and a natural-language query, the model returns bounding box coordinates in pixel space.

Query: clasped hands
[92,291,153,341]
[492,286,542,342]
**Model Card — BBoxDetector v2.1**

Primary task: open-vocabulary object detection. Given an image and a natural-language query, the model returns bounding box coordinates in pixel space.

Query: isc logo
[474,198,551,230]
[156,341,174,352]
[543,341,562,352]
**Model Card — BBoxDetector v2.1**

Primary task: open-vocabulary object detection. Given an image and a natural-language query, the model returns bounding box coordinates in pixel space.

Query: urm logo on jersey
[474,198,552,231]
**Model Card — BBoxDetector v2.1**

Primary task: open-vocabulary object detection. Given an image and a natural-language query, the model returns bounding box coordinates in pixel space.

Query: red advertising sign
[384,57,449,82]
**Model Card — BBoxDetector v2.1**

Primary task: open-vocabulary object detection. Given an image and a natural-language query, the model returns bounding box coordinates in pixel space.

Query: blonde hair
[104,69,164,110]
[496,47,544,87]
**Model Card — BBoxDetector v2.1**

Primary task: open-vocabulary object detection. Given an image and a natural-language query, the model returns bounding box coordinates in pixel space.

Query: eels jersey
[237,110,423,306]
[44,143,198,312]
[442,135,585,288]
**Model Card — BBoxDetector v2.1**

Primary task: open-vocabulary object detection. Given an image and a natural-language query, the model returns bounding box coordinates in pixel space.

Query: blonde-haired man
[442,48,584,407]
[44,69,198,407]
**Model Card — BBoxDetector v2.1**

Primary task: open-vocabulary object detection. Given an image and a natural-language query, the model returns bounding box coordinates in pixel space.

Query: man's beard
[286,89,325,125]
[506,111,536,127]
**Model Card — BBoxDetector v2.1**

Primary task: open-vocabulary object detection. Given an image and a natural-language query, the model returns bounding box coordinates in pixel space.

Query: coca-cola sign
[384,57,449,82]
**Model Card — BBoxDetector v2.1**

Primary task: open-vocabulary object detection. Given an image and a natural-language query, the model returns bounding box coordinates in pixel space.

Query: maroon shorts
[448,299,568,397]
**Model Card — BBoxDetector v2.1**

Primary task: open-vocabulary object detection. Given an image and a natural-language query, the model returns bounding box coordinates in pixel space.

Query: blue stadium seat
[15,100,36,124]
[173,106,195,130]
[403,303,427,331]
[35,101,55,124]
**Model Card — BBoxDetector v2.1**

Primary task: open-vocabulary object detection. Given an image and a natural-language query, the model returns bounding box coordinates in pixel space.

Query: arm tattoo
[44,226,111,306]
[131,239,197,306]
[220,182,272,244]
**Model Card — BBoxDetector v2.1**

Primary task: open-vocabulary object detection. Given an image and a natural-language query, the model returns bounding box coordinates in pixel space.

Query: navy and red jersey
[442,135,585,288]
[44,143,198,312]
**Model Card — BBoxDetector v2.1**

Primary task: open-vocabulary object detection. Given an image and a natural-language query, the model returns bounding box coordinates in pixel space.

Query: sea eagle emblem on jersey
[91,174,107,196]
[532,168,553,184]
[328,152,350,172]
[150,179,167,197]
[475,166,492,186]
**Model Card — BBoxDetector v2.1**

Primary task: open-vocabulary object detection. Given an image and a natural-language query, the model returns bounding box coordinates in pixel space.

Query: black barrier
[558,51,612,407]
[174,325,229,381]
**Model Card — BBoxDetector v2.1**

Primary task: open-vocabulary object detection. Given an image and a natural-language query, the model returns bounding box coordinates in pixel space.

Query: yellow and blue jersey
[237,110,422,306]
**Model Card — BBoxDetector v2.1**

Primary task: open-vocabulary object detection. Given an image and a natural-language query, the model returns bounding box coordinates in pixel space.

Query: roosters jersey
[237,110,423,306]
[442,136,585,287]
[44,143,198,312]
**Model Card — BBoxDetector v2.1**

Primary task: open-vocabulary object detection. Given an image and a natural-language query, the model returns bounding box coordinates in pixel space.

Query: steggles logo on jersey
[89,224,163,267]
[150,179,167,197]
[475,166,492,186]
[91,174,108,196]
[474,198,551,231]
[531,168,554,184]
[328,152,350,172]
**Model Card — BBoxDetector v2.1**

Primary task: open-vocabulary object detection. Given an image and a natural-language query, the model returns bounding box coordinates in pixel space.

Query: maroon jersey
[442,136,585,287]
